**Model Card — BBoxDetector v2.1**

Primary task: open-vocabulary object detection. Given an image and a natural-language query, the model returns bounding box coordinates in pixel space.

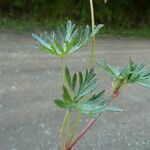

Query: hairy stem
[90,0,96,67]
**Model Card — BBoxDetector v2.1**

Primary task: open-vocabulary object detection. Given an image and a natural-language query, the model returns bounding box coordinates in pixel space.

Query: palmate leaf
[97,60,120,78]
[64,67,97,101]
[75,68,97,101]
[98,58,150,89]
[55,67,122,118]
[32,20,103,58]
[65,67,77,92]
[75,96,123,118]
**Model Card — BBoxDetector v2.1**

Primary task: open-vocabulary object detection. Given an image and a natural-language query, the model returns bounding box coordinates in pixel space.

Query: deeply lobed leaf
[98,58,150,89]
[32,20,103,58]
[55,67,122,117]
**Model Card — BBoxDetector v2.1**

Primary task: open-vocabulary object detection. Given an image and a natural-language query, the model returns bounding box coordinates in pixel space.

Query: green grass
[99,26,150,38]
[0,17,150,38]
[0,17,67,33]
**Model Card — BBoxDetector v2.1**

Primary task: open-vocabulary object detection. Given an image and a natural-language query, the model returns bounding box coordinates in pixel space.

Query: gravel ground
[0,31,150,150]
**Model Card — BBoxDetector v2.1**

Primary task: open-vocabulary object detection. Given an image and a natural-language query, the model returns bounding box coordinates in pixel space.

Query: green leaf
[90,24,104,37]
[65,67,77,92]
[63,86,73,104]
[75,68,97,101]
[137,82,150,88]
[97,60,120,78]
[98,58,150,90]
[83,25,90,43]
[65,67,72,88]
[79,72,83,86]
[86,90,105,105]
[54,100,68,108]
[32,20,102,58]
[99,97,111,106]
[105,107,123,112]
[72,73,77,91]
[55,67,123,118]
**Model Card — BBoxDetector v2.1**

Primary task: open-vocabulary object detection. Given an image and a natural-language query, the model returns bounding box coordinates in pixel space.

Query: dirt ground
[0,31,150,150]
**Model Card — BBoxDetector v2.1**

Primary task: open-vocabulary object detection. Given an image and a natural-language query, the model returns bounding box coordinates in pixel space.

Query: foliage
[32,21,103,58]
[97,58,150,90]
[0,0,150,29]
[55,67,122,117]
[3,0,148,149]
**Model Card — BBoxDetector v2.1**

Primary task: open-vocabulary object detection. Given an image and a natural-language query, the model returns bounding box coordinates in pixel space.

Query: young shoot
[97,58,150,96]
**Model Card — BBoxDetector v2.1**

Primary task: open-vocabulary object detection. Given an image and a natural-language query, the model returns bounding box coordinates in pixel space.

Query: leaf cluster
[98,58,150,89]
[55,67,122,117]
[32,20,103,58]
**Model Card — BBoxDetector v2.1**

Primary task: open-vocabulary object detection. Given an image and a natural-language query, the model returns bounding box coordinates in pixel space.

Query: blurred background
[0,0,150,37]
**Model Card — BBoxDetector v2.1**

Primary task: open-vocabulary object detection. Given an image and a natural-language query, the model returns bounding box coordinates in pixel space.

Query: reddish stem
[65,91,120,150]
[65,119,97,150]
[112,88,120,98]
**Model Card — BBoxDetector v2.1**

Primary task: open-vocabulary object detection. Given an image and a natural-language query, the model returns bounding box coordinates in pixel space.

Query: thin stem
[66,93,120,150]
[66,111,71,138]
[90,0,96,67]
[60,110,70,150]
[60,57,71,150]
[66,118,97,150]
[61,57,65,85]
[68,111,82,145]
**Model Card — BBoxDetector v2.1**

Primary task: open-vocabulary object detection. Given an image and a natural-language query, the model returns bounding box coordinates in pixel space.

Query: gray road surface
[0,31,150,150]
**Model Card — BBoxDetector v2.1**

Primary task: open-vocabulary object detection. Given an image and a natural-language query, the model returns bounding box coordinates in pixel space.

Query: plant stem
[68,111,82,145]
[60,110,70,150]
[65,93,119,150]
[65,118,97,150]
[90,0,96,67]
[60,57,71,150]
[61,57,65,85]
